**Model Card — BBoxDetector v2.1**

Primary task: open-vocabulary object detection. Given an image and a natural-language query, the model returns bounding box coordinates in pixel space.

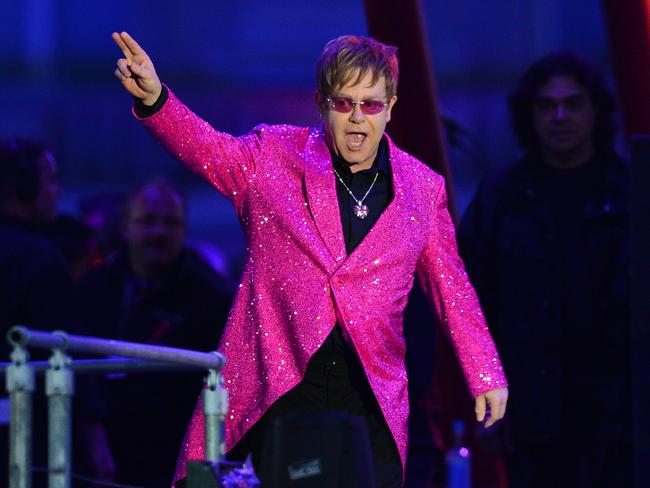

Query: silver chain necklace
[333,169,379,219]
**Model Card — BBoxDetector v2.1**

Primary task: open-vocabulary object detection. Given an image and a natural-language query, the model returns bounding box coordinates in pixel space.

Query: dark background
[0,0,616,265]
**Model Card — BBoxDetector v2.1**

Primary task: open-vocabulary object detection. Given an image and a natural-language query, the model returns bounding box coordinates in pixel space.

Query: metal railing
[2,325,228,488]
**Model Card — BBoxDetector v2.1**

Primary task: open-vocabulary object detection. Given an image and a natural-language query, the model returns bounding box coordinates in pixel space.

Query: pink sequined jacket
[136,88,507,479]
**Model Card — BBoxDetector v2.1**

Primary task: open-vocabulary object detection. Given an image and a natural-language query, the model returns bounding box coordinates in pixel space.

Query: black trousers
[231,326,402,488]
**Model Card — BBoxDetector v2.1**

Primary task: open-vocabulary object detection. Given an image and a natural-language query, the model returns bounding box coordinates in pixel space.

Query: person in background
[0,138,72,350]
[0,137,78,484]
[458,51,630,488]
[78,178,232,487]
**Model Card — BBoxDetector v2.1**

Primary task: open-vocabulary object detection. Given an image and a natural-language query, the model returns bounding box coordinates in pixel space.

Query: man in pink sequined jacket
[112,32,508,487]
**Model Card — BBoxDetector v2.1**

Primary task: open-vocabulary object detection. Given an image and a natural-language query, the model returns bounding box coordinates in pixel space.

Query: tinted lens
[328,97,386,115]
[360,100,386,115]
[330,97,354,113]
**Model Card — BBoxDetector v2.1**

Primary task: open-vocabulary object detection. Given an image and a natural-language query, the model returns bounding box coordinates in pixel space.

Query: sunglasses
[325,96,388,115]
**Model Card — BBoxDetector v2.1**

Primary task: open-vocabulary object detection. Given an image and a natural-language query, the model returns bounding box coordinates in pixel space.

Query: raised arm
[112,31,162,106]
[110,31,260,209]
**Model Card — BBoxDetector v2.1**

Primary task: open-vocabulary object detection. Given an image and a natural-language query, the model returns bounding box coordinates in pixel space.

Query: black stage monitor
[258,412,376,488]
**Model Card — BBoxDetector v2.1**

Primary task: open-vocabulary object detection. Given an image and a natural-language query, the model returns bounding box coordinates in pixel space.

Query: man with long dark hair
[459,51,630,487]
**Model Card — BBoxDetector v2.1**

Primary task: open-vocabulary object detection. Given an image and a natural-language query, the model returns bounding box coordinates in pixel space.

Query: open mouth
[345,132,367,150]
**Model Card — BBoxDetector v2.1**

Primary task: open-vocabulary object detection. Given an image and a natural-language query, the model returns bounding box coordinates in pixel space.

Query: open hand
[112,31,162,106]
[475,387,508,428]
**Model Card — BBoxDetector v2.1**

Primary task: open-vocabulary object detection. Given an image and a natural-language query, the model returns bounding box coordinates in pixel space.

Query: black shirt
[331,137,393,254]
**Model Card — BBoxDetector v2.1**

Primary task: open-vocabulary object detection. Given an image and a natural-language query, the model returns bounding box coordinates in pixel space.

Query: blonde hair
[316,35,399,100]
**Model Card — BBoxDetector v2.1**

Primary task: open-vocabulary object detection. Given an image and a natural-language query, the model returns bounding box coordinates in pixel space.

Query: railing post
[3,327,229,485]
[6,344,34,488]
[203,363,228,463]
[45,343,73,488]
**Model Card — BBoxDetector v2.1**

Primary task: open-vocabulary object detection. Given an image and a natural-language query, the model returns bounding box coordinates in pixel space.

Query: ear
[385,95,398,123]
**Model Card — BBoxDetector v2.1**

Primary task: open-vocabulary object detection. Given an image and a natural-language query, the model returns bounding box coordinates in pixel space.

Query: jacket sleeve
[416,175,507,398]
[135,86,262,212]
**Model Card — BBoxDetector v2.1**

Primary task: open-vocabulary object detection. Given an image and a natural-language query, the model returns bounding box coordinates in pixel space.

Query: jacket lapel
[303,127,347,264]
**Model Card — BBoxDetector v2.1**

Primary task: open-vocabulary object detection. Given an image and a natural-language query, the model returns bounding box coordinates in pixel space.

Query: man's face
[320,70,397,173]
[33,152,62,222]
[532,75,596,161]
[123,186,186,275]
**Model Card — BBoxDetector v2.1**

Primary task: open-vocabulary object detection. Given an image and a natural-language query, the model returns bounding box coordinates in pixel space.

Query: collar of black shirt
[330,136,390,177]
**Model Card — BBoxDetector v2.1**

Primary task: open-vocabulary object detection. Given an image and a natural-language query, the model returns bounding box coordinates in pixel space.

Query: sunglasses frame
[324,96,389,115]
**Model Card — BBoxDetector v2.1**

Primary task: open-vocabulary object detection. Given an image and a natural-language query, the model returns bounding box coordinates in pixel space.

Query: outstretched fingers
[120,32,146,58]
[112,32,133,62]
[111,30,160,104]
[112,31,148,63]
